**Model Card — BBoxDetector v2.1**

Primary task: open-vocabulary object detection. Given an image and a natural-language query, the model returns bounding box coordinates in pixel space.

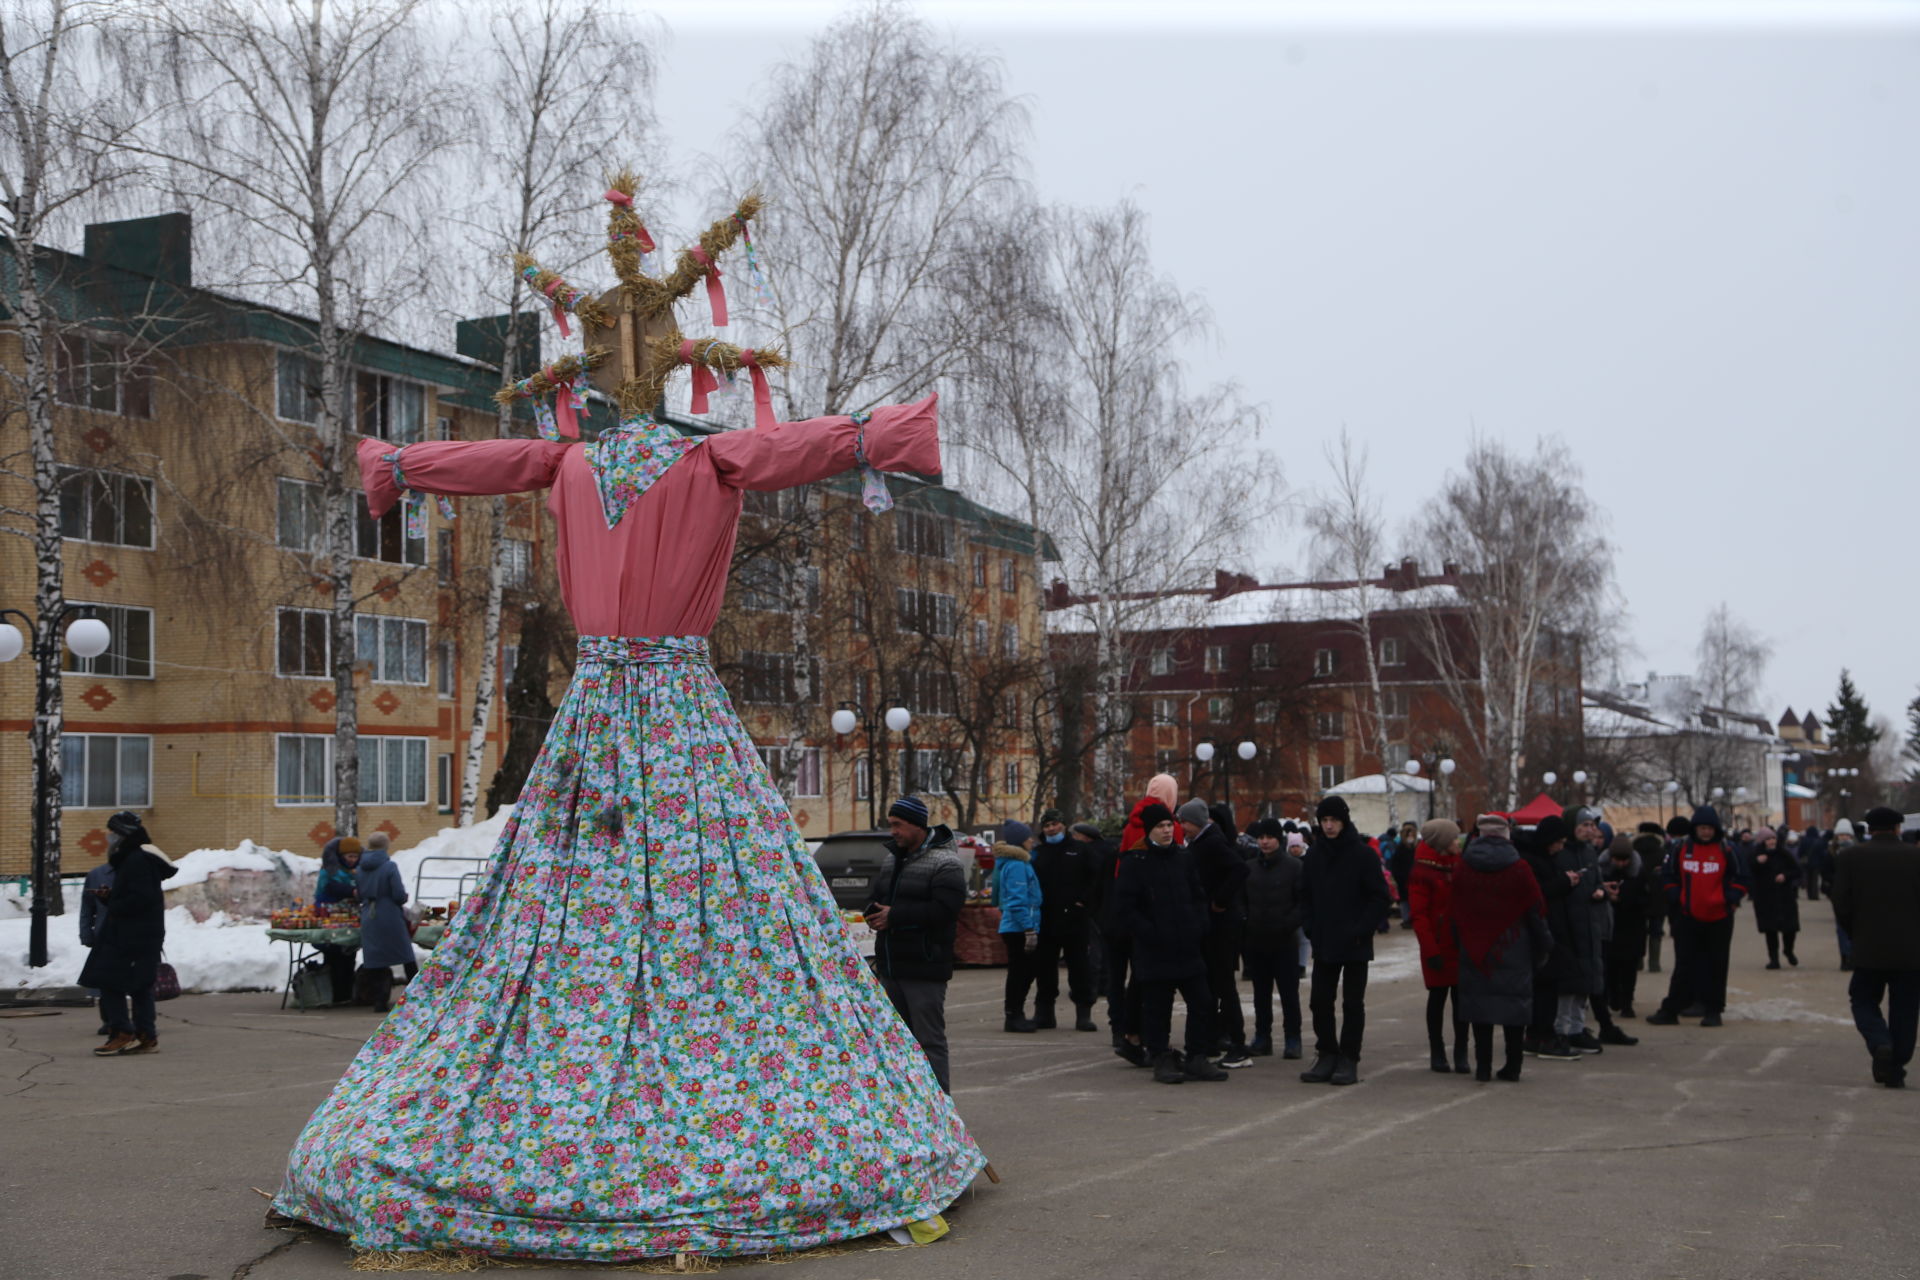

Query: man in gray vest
[866,796,966,1091]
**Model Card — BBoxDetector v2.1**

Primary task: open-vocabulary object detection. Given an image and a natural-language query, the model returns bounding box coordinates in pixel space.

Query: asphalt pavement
[2,895,1913,1280]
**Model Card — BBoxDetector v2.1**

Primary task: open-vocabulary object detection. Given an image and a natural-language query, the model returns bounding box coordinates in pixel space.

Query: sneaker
[1003,1015,1038,1033]
[122,1034,159,1055]
[1617,1004,1637,1019]
[1598,1025,1639,1047]
[1152,1051,1186,1085]
[1185,1053,1231,1082]
[1329,1057,1359,1086]
[1115,1041,1149,1067]
[1495,1063,1523,1082]
[1282,1035,1303,1060]
[1536,1035,1582,1061]
[1645,1008,1681,1026]
[1522,1030,1544,1056]
[94,1032,137,1057]
[1700,1012,1723,1028]
[1218,1047,1254,1070]
[1567,1031,1605,1054]
[1249,1035,1273,1056]
[1299,1054,1337,1084]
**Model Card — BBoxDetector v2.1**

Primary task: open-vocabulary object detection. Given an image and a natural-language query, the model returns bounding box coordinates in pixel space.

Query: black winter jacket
[78,835,176,992]
[1114,839,1209,983]
[1299,828,1392,964]
[1188,823,1250,939]
[1550,840,1607,996]
[1242,851,1304,956]
[1032,837,1097,927]
[1830,836,1920,970]
[870,825,967,982]
[1745,843,1802,933]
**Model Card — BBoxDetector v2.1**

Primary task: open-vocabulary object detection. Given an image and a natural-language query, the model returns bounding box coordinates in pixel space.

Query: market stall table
[267,922,451,1008]
[954,901,1004,967]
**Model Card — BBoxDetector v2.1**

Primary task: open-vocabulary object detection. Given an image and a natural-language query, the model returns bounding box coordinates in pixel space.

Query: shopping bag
[153,962,182,1001]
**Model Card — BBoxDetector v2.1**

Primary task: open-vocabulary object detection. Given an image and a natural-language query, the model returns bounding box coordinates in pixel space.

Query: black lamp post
[0,603,113,969]
[832,701,912,829]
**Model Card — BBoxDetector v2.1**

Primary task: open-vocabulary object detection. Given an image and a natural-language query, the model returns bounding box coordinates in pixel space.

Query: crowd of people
[860,781,1920,1095]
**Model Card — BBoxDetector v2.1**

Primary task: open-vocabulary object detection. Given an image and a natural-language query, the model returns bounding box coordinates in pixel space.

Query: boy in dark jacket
[1114,803,1228,1085]
[1604,833,1659,1018]
[1179,798,1252,1068]
[1298,795,1392,1085]
[1647,805,1747,1028]
[1032,809,1098,1031]
[1242,818,1305,1058]
[867,796,967,1091]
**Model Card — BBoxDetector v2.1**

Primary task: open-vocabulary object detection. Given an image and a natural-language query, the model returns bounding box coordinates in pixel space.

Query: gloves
[1024,930,1040,953]
[1425,954,1444,971]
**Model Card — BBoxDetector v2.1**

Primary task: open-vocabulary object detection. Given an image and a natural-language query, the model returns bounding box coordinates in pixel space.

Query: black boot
[1454,1037,1472,1074]
[369,969,394,1014]
[1430,1045,1452,1074]
[1074,1003,1098,1032]
[1032,1003,1057,1030]
[1152,1051,1186,1084]
[1299,1053,1337,1084]
[1004,1013,1038,1033]
[1115,1039,1149,1067]
[1329,1057,1359,1086]
[1185,1052,1230,1082]
[1475,1050,1493,1083]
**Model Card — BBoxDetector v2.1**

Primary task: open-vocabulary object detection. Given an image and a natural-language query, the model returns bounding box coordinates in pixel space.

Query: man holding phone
[867,796,966,1091]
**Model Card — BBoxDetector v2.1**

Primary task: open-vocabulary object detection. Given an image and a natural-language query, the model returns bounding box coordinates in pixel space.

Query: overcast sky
[634,0,1919,730]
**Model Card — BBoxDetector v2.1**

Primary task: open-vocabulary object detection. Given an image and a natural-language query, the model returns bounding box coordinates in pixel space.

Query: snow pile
[385,809,512,905]
[166,840,319,890]
[0,906,291,993]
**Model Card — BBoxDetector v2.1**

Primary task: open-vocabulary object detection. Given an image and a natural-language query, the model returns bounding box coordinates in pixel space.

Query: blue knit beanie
[888,795,930,830]
[1001,820,1032,846]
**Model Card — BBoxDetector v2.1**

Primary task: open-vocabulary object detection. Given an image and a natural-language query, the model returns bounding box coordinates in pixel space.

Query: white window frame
[360,735,429,806]
[1314,648,1337,677]
[1001,558,1018,592]
[58,467,155,549]
[57,332,153,418]
[357,370,427,445]
[1204,645,1227,674]
[1153,697,1176,726]
[1149,649,1174,677]
[1208,695,1232,723]
[60,733,151,808]
[1314,710,1344,740]
[277,606,331,679]
[1320,763,1345,790]
[275,733,333,807]
[893,508,951,560]
[1000,622,1020,660]
[501,537,533,589]
[1380,636,1404,667]
[972,618,990,656]
[894,588,957,638]
[1003,760,1022,798]
[757,745,824,799]
[972,550,986,588]
[1252,642,1277,670]
[1381,687,1410,720]
[276,477,325,553]
[356,491,427,567]
[63,602,154,680]
[436,751,454,812]
[276,349,324,425]
[435,639,455,698]
[355,614,430,685]
[855,755,871,802]
[1254,700,1277,724]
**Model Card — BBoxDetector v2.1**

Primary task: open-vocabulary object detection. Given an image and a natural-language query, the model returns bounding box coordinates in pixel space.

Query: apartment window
[741,558,818,613]
[1320,763,1346,790]
[356,492,425,565]
[743,486,814,520]
[435,640,455,697]
[1152,697,1176,725]
[972,618,989,656]
[1379,636,1404,667]
[1314,711,1344,740]
[854,756,871,802]
[1003,760,1022,798]
[502,642,520,679]
[360,735,428,805]
[277,608,331,677]
[1001,559,1018,592]
[357,372,426,444]
[1156,749,1183,775]
[1384,742,1412,770]
[435,415,454,442]
[1254,700,1277,724]
[1000,623,1020,660]
[899,747,947,795]
[895,589,956,638]
[60,734,150,808]
[1314,648,1337,677]
[63,604,152,679]
[757,746,823,799]
[1252,642,1277,670]
[56,334,152,417]
[972,551,987,588]
[850,510,868,551]
[893,667,955,717]
[1208,696,1232,722]
[58,468,154,548]
[894,508,950,559]
[1001,691,1021,730]
[436,753,454,812]
[1381,688,1410,720]
[1149,649,1174,677]
[276,734,332,805]
[739,651,820,705]
[435,529,454,585]
[277,478,325,552]
[851,592,870,634]
[277,350,325,424]
[355,615,428,684]
[1204,645,1227,674]
[501,538,533,589]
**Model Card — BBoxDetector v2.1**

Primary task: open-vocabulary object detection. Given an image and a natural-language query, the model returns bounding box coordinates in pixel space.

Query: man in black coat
[867,796,967,1092]
[1031,808,1099,1031]
[1830,807,1920,1088]
[1179,798,1252,1068]
[1297,795,1392,1085]
[1242,817,1305,1058]
[80,811,175,1056]
[1114,803,1228,1084]
[1519,815,1580,1060]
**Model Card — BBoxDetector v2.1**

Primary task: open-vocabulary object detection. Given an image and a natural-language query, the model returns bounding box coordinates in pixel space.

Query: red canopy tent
[1508,793,1563,826]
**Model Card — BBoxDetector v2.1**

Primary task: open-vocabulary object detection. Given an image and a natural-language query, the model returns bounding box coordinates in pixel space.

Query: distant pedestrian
[1829,807,1920,1088]
[1603,833,1659,1019]
[315,837,363,1006]
[1242,817,1305,1059]
[867,797,966,1091]
[81,811,176,1057]
[77,855,116,1037]
[1647,806,1747,1028]
[1453,813,1552,1083]
[1519,815,1581,1061]
[1298,795,1392,1086]
[1745,825,1801,968]
[1828,819,1858,969]
[1408,818,1470,1073]
[992,820,1043,1034]
[1388,820,1420,927]
[1180,798,1252,1068]
[1554,808,1612,1055]
[354,833,414,1014]
[1031,809,1098,1031]
[1115,804,1228,1084]
[1799,824,1829,901]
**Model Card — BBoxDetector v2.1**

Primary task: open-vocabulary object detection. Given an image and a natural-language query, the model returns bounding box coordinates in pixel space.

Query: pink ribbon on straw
[680,339,720,415]
[603,188,655,252]
[688,246,727,327]
[540,364,580,439]
[739,349,774,429]
[541,278,571,339]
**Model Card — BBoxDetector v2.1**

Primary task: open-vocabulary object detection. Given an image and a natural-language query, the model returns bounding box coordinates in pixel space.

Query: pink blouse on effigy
[357,394,940,639]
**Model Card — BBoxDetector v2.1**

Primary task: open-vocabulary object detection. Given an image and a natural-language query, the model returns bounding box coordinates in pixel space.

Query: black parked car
[812,830,895,910]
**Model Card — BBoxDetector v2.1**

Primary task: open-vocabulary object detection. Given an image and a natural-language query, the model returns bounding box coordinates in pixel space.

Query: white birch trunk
[459,493,508,824]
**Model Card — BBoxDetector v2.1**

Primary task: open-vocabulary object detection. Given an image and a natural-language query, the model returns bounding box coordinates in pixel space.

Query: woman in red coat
[1408,818,1468,1073]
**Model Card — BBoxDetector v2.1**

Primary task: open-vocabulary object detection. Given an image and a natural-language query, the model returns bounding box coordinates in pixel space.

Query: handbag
[153,961,181,1001]
[292,961,333,1010]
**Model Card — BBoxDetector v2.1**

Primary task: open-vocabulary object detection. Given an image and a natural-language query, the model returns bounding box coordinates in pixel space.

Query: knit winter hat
[337,837,363,855]
[1864,806,1904,833]
[1137,802,1175,832]
[1534,815,1569,847]
[888,796,931,830]
[1176,798,1211,828]
[1001,820,1032,846]
[1315,795,1352,823]
[1420,818,1461,851]
[1833,818,1855,836]
[1039,808,1066,826]
[1609,833,1635,858]
[1286,832,1307,851]
[1475,812,1511,835]
[1632,832,1665,860]
[1248,817,1285,839]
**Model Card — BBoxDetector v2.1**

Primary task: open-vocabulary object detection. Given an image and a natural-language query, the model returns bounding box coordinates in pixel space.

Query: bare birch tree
[1694,602,1771,715]
[1304,430,1399,824]
[0,0,150,915]
[451,0,655,824]
[127,0,455,836]
[1413,437,1614,809]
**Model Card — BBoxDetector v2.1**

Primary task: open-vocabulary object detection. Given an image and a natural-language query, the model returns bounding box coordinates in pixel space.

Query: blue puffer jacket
[992,844,1042,933]
[354,848,413,969]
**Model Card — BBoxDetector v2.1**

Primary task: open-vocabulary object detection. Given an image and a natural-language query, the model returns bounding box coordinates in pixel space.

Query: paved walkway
[1,896,1910,1280]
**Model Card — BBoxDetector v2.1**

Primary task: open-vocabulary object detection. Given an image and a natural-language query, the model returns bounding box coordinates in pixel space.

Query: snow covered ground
[0,810,513,994]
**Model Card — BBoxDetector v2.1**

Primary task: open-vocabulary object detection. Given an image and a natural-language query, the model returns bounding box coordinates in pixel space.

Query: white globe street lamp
[1439,758,1456,777]
[1543,771,1557,787]
[65,617,111,659]
[1663,781,1680,795]
[0,623,22,664]
[830,708,857,736]
[1573,770,1588,786]
[884,706,912,733]
[1404,759,1422,776]
[1236,741,1257,762]
[1195,742,1216,764]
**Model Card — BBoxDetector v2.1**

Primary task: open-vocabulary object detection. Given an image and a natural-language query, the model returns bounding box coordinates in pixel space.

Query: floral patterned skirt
[273,635,985,1261]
